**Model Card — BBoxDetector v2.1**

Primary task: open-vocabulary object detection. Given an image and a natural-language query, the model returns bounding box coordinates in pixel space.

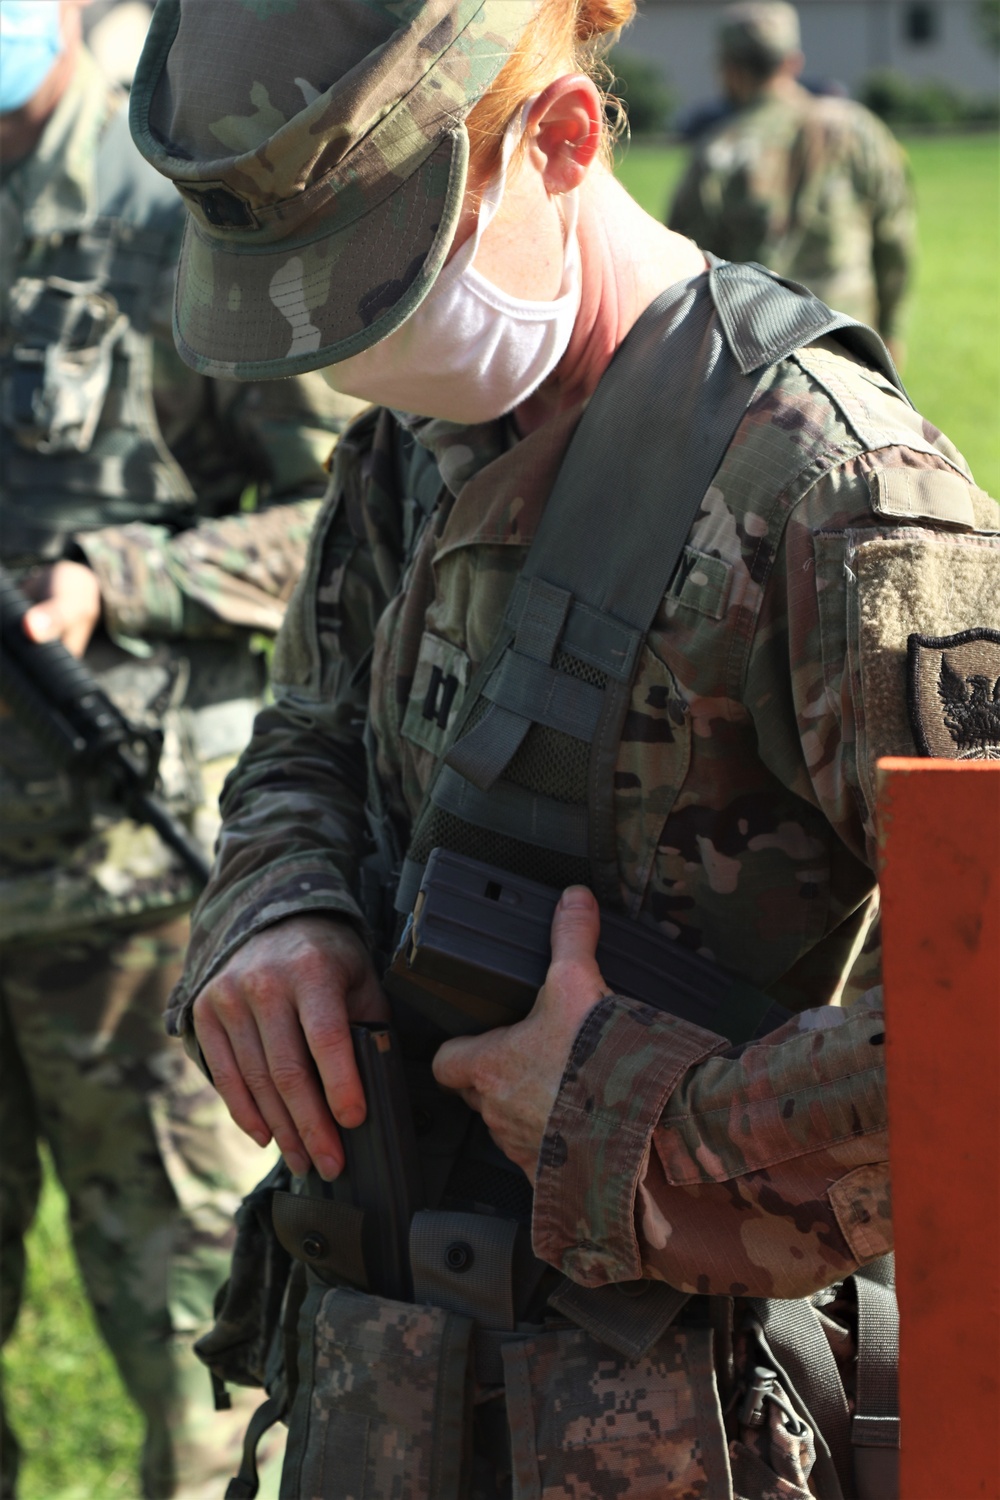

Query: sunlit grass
[3,1151,142,1499]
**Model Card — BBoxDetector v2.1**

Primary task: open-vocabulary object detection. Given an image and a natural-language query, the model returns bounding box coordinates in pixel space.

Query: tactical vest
[377,262,903,921]
[262,266,902,1500]
[1,104,195,566]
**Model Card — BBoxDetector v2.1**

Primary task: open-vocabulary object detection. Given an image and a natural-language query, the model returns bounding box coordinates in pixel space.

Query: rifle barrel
[0,562,211,889]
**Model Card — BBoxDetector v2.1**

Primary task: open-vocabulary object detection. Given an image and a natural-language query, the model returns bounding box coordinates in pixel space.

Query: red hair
[465,0,636,178]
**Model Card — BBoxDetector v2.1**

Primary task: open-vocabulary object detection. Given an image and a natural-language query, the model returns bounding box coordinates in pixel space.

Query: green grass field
[3,132,998,1500]
[4,1151,143,1498]
[614,132,1000,495]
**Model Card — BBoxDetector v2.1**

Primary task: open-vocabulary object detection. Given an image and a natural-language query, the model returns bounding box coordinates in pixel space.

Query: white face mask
[321,105,581,424]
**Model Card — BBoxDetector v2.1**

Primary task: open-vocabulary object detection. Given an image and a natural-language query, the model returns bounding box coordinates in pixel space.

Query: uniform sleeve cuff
[531,995,726,1286]
[165,860,369,1039]
[76,525,184,642]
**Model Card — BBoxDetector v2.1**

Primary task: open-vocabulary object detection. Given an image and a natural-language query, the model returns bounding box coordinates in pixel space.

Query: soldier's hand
[193,915,388,1180]
[21,560,102,658]
[433,887,608,1176]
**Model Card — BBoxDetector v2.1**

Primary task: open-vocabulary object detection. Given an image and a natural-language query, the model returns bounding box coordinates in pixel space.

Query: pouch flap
[868,467,976,529]
[272,1190,368,1289]
[410,1209,520,1329]
[548,1276,690,1362]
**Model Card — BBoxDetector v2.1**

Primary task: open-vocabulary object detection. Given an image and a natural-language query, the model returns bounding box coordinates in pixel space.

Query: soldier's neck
[514,170,707,436]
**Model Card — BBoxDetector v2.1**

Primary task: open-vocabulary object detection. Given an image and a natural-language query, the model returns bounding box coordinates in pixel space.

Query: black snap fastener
[412,1105,434,1137]
[445,1240,474,1273]
[302,1232,327,1260]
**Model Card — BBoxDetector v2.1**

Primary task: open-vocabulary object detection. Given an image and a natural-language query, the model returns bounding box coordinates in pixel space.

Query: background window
[905,3,940,44]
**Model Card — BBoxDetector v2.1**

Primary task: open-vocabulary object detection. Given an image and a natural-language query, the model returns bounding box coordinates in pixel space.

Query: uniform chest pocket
[401,633,471,759]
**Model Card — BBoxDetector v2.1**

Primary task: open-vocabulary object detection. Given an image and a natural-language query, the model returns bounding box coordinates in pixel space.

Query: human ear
[526,74,603,196]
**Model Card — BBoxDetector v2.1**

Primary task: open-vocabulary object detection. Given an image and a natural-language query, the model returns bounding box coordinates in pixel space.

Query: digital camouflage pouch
[501,1323,732,1499]
[280,1283,474,1500]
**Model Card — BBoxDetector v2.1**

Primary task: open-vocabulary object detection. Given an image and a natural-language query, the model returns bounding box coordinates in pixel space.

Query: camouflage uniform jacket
[169,327,999,1302]
[669,84,915,340]
[0,48,360,941]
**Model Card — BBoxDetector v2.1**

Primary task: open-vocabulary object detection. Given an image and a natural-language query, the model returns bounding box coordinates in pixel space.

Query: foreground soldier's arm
[168,415,401,1175]
[436,436,997,1296]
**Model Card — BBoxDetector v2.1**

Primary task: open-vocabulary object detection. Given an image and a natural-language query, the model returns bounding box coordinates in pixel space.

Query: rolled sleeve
[532,992,891,1301]
[531,996,726,1286]
[641,996,890,1298]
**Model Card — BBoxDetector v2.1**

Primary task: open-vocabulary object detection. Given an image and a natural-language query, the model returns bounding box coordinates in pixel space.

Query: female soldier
[130,0,998,1495]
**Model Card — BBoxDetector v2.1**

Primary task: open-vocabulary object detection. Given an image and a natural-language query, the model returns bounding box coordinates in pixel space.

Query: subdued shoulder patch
[908,629,1000,760]
[868,467,976,529]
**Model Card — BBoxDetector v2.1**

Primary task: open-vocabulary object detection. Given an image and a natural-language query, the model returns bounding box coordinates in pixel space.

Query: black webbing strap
[223,1395,284,1500]
[749,1297,853,1498]
[852,1274,900,1500]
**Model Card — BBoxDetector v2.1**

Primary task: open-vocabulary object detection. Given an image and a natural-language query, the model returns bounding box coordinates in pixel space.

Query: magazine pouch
[501,1323,732,1500]
[280,1282,474,1500]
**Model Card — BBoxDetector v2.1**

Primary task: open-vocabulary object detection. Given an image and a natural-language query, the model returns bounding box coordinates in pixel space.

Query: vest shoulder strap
[518,258,902,629]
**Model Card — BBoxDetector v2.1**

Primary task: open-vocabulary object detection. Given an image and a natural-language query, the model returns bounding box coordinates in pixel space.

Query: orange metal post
[877,758,1000,1500]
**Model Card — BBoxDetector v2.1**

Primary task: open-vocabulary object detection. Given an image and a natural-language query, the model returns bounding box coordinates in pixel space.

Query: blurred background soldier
[84,0,154,90]
[668,1,916,361]
[0,2,362,1494]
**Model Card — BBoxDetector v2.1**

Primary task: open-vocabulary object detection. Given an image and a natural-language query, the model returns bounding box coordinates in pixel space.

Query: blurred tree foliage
[606,50,677,135]
[859,70,999,128]
[977,0,1000,52]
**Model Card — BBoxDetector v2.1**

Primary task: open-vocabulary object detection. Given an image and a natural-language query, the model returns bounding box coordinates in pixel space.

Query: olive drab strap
[398,260,902,912]
[750,1260,901,1500]
[748,1298,852,1499]
[851,1260,900,1500]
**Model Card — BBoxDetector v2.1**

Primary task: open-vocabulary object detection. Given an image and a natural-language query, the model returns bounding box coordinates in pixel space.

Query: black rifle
[386,847,791,1047]
[329,848,789,1298]
[0,561,211,885]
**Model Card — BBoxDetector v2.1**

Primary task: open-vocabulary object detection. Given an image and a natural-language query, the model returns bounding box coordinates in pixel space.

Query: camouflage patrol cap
[719,2,800,74]
[129,0,536,379]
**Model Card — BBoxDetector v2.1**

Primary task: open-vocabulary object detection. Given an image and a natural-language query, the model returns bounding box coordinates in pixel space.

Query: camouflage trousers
[0,913,283,1500]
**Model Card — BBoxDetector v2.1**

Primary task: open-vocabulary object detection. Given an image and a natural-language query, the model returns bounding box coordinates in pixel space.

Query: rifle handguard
[0,562,161,785]
[0,561,210,885]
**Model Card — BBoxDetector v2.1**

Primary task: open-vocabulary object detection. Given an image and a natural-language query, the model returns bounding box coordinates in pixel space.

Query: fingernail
[316,1155,342,1182]
[286,1152,310,1179]
[29,609,52,639]
[559,886,593,910]
[251,1128,271,1149]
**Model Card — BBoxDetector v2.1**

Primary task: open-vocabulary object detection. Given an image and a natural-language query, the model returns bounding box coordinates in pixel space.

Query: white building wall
[622,1,1000,111]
